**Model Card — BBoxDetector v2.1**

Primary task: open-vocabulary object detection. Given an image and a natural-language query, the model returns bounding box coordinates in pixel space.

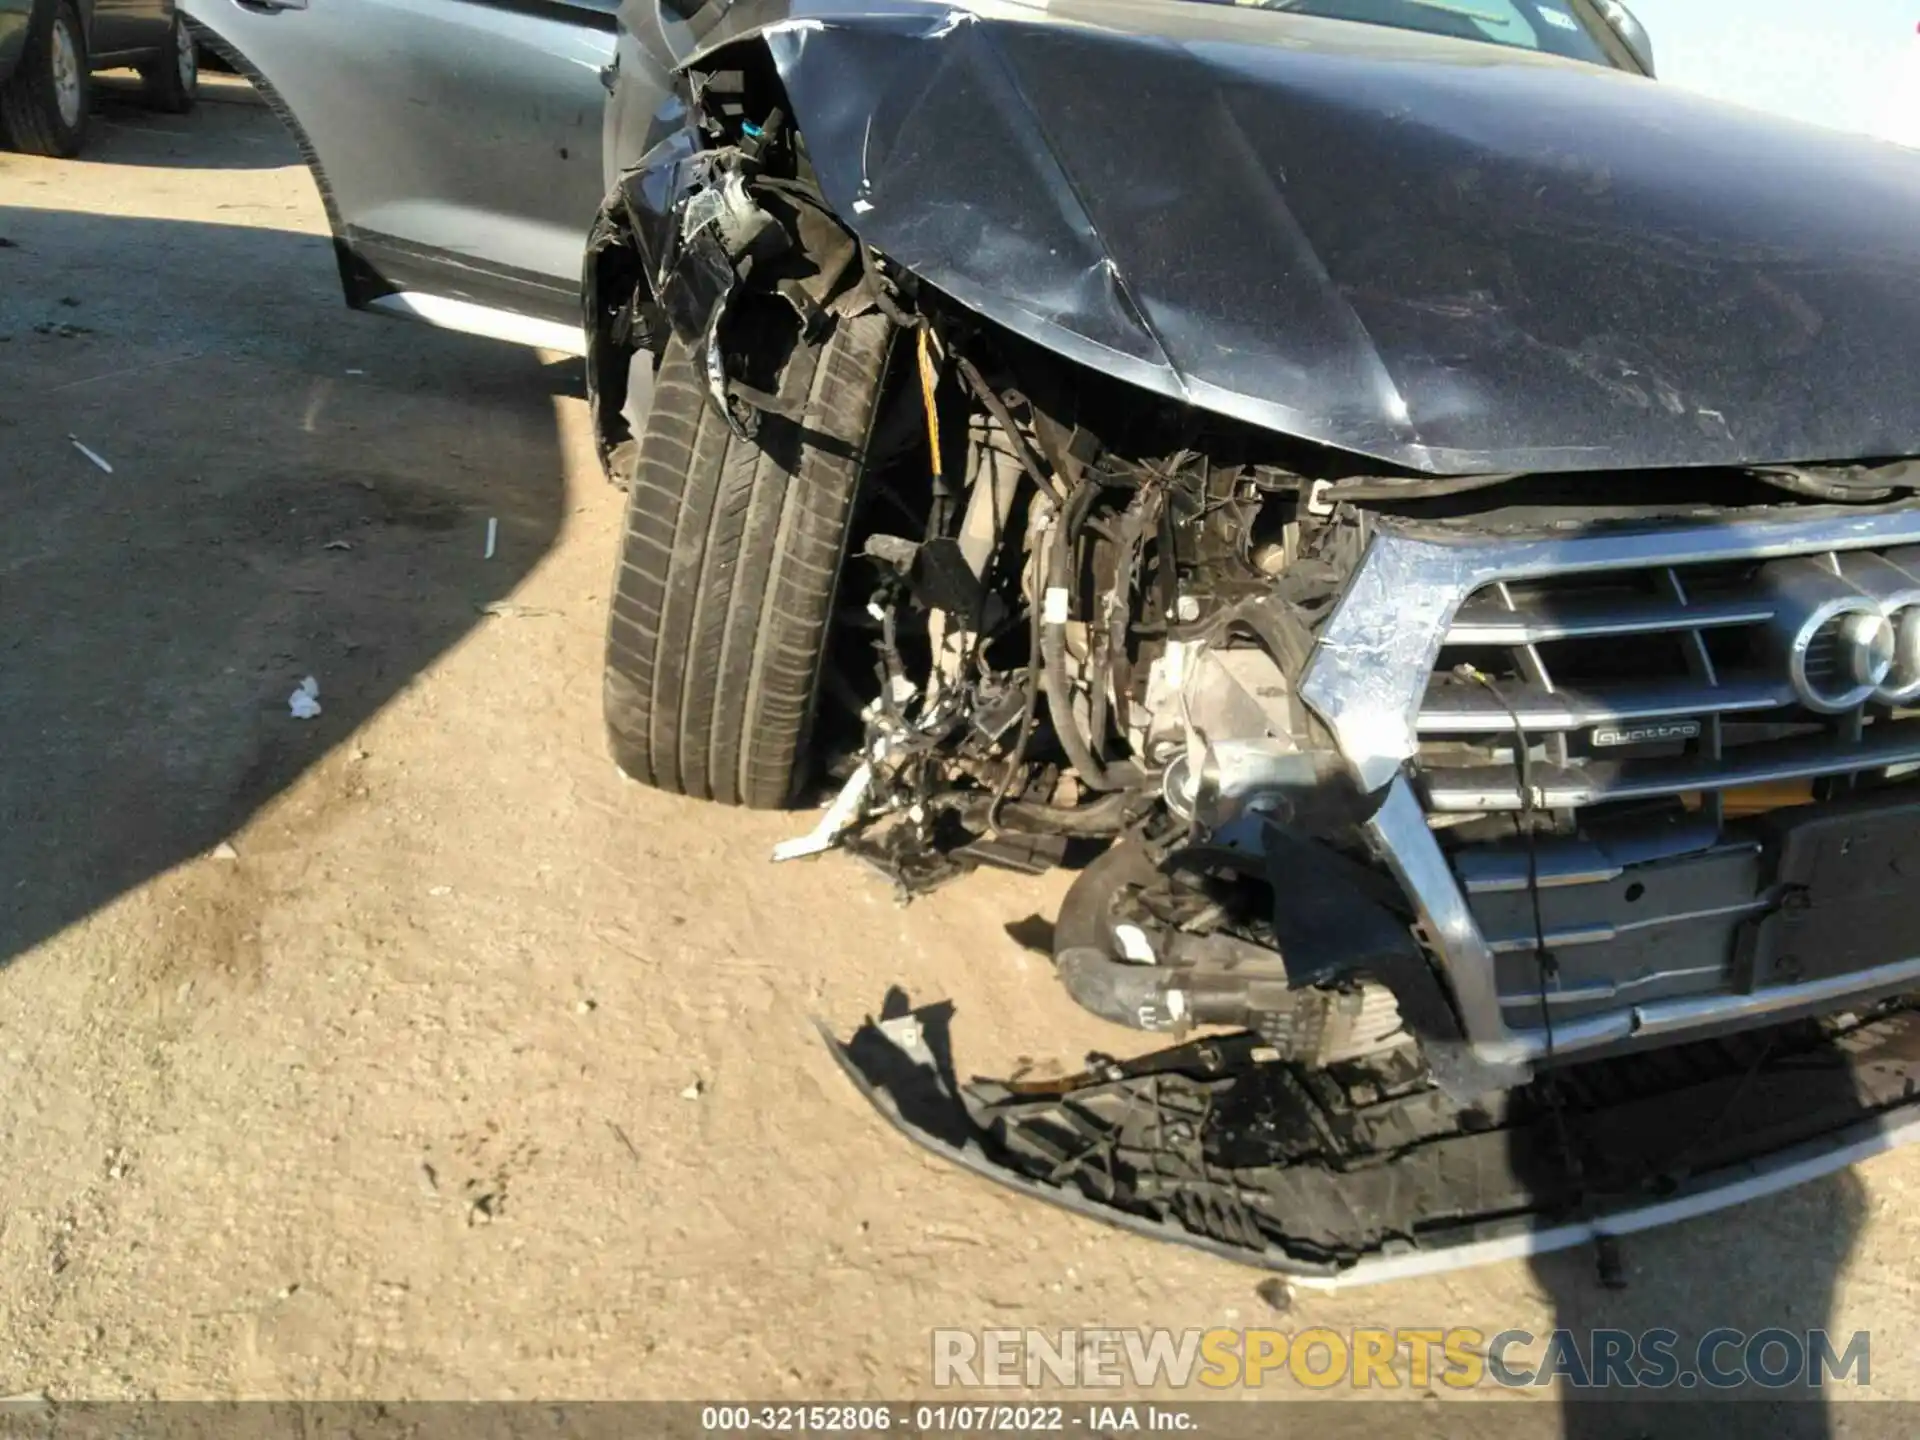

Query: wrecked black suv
[198,0,1920,1282]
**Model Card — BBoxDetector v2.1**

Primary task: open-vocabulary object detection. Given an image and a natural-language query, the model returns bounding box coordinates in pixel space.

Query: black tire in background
[604,310,895,808]
[140,14,198,115]
[0,0,89,157]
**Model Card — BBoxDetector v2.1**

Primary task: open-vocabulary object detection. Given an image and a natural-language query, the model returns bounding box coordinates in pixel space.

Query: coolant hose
[1054,947,1180,1032]
[996,790,1133,836]
[1053,843,1174,1030]
[1052,843,1281,1036]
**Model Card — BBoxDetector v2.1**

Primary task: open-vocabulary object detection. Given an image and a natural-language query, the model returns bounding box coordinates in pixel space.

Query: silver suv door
[186,0,624,350]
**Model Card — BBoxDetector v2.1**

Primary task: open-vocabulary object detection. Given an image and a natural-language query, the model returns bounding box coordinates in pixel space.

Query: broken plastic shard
[771,762,874,862]
[477,601,559,619]
[288,675,322,720]
[67,435,112,473]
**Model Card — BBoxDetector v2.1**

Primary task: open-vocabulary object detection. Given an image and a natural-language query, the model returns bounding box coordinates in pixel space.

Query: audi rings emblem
[1761,553,1920,713]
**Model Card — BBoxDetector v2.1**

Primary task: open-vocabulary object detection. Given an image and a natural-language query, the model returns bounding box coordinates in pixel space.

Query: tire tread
[604,312,892,808]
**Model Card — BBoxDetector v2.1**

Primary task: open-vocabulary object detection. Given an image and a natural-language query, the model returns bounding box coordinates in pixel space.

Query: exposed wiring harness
[954,356,1067,508]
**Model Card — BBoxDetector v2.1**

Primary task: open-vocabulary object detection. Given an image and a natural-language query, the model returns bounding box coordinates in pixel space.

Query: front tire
[0,0,89,158]
[603,311,895,808]
[140,14,198,115]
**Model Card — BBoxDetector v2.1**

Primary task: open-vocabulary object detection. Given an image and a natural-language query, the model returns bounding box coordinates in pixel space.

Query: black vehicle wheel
[604,310,895,808]
[139,14,198,115]
[0,0,89,157]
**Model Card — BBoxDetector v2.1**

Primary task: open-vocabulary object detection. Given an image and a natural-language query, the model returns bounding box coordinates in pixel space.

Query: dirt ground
[3,80,1919,1418]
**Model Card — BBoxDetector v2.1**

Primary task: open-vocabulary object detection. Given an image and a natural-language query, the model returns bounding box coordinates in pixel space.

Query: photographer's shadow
[1511,1019,1882,1439]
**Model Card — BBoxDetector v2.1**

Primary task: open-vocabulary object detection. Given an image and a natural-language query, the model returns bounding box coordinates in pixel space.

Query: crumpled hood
[658,0,1920,475]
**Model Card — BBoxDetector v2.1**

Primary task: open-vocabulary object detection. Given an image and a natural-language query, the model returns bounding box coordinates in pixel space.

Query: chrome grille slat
[1662,565,1729,829]
[1418,675,1791,734]
[1495,963,1735,1010]
[1422,719,1920,811]
[1419,543,1920,808]
[1301,510,1920,797]
[1446,592,1776,646]
[1493,580,1570,771]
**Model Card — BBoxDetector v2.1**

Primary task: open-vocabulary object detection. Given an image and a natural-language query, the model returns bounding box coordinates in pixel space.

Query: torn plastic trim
[655,155,782,437]
[771,762,876,862]
[816,1011,1335,1283]
[823,1001,1920,1289]
[588,97,807,456]
[600,95,895,445]
[1310,1112,1920,1290]
[583,141,685,473]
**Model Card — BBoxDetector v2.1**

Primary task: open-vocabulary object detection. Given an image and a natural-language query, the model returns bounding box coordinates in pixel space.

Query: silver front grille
[1299,509,1920,1070]
[1415,547,1920,815]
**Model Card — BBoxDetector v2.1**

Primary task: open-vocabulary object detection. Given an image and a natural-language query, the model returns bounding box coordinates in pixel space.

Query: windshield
[1215,0,1618,66]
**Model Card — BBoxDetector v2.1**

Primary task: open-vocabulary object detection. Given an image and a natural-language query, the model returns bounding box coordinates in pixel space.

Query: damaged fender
[585,71,881,468]
[621,0,1920,476]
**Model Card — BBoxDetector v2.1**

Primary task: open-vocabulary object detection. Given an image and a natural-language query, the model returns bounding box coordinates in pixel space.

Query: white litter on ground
[288,675,322,720]
[484,517,498,560]
[67,435,112,473]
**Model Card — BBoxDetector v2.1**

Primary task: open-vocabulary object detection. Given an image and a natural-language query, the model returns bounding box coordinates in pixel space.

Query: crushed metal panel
[634,0,1920,475]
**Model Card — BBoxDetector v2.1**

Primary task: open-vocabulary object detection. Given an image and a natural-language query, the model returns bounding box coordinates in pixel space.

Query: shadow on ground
[77,72,287,170]
[1523,1112,1869,1437]
[0,196,573,969]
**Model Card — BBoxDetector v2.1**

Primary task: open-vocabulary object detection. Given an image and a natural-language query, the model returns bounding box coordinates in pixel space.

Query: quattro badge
[1592,720,1703,749]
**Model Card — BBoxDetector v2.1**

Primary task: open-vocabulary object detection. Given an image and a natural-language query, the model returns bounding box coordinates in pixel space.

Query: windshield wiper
[1250,0,1514,28]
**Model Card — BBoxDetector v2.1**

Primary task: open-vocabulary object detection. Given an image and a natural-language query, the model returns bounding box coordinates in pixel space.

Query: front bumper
[1364,778,1920,1073]
[827,998,1920,1286]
